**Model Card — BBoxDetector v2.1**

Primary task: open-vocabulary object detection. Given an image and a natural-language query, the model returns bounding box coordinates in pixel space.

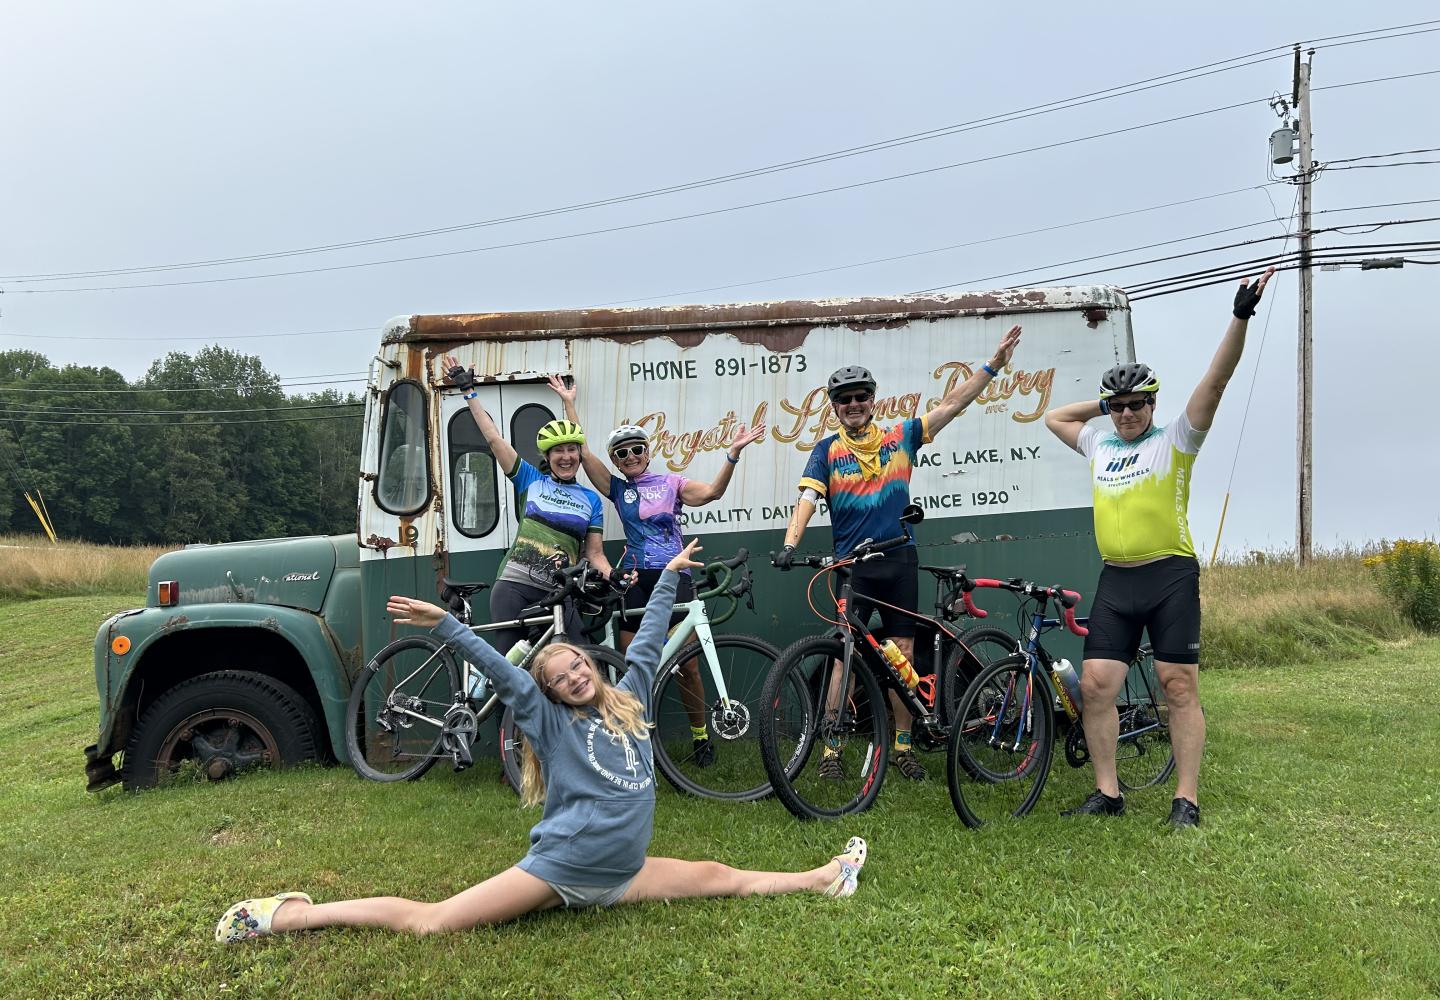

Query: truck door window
[448,409,499,537]
[510,403,555,473]
[375,380,430,515]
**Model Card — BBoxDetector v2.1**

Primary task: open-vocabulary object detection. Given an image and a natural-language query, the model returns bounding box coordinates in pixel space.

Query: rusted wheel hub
[156,709,279,782]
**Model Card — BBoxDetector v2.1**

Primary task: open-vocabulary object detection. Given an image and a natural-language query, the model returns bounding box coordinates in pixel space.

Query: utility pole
[1294,45,1315,566]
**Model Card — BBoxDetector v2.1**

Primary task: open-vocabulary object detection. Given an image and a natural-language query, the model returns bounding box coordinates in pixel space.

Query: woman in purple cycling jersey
[549,376,764,767]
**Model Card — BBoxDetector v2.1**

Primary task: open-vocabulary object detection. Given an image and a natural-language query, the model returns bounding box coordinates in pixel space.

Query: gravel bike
[945,576,1174,827]
[344,563,624,783]
[757,505,991,820]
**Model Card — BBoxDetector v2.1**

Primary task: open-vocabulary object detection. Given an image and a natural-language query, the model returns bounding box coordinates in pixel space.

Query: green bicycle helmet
[536,419,586,454]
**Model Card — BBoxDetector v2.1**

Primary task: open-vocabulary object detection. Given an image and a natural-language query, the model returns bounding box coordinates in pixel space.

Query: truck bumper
[84,743,121,792]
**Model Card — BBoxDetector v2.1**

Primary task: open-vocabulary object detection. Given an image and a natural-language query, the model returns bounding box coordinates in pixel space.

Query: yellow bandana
[838,422,884,480]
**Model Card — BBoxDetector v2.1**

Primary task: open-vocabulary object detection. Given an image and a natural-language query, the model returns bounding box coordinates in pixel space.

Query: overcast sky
[3,2,1436,555]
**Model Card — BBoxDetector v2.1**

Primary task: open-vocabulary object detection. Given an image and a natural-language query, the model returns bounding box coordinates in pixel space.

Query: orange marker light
[157,581,178,607]
[111,635,131,656]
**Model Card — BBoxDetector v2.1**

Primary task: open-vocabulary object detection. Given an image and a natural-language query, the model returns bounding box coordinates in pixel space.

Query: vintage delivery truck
[86,286,1133,790]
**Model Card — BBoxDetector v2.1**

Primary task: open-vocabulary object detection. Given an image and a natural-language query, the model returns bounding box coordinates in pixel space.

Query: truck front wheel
[122,671,321,790]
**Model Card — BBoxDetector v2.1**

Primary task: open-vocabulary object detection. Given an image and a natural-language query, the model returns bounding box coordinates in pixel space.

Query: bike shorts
[620,569,695,631]
[848,545,919,640]
[487,580,586,656]
[1083,555,1201,665]
[543,875,635,909]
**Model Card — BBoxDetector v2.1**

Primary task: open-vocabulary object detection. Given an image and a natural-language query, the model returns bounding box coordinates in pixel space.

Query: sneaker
[818,750,845,780]
[1168,797,1201,828]
[691,737,715,769]
[215,892,312,943]
[822,836,868,898]
[892,749,927,782]
[1062,789,1126,817]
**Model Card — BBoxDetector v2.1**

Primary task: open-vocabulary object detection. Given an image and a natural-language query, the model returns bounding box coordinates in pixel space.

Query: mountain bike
[945,577,1174,827]
[757,505,991,820]
[543,548,781,802]
[344,562,624,783]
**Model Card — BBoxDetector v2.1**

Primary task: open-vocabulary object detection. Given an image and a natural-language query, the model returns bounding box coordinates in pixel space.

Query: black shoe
[892,749,928,782]
[1168,797,1201,828]
[692,737,715,769]
[1062,789,1126,817]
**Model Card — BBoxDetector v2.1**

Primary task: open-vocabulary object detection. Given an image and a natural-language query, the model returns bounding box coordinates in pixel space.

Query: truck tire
[122,670,321,790]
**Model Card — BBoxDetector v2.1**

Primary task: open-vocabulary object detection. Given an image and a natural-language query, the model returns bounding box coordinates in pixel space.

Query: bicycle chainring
[1064,724,1090,768]
[441,704,479,755]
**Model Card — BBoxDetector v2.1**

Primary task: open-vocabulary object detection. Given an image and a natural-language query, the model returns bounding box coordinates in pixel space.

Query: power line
[9,66,1440,296]
[1128,247,1440,300]
[0,325,375,342]
[4,18,1435,287]
[0,400,364,417]
[1326,146,1440,164]
[0,373,367,392]
[1,410,366,428]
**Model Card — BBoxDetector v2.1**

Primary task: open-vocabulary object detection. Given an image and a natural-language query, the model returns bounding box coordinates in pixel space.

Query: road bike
[344,563,624,783]
[945,576,1174,827]
[757,505,992,820]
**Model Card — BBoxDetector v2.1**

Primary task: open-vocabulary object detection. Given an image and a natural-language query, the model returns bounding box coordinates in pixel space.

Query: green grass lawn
[2,594,1437,999]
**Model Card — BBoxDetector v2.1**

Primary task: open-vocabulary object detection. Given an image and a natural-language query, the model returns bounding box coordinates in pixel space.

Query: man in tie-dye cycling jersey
[773,325,1022,782]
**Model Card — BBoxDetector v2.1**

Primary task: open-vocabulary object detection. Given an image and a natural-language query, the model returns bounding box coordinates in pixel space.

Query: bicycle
[757,504,992,820]
[344,562,625,783]
[554,548,781,802]
[944,576,1174,827]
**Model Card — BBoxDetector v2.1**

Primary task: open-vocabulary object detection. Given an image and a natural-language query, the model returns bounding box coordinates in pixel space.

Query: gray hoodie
[432,570,678,886]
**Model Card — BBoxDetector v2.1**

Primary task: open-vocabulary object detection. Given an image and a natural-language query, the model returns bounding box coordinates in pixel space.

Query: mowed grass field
[1,585,1437,1000]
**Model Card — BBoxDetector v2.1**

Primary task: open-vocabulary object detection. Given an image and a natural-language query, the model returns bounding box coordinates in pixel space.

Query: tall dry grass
[1200,544,1416,669]
[0,534,173,601]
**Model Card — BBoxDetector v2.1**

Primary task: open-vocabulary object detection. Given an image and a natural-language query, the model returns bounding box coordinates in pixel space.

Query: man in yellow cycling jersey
[1043,268,1273,828]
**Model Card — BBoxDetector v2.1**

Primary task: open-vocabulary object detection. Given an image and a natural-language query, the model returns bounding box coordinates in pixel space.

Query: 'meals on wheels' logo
[1104,455,1140,474]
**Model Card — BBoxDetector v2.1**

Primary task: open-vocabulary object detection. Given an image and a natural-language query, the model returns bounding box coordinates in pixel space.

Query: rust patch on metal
[162,614,190,631]
[364,534,398,555]
[360,472,378,483]
[260,617,280,631]
[399,287,1128,344]
[1082,307,1109,328]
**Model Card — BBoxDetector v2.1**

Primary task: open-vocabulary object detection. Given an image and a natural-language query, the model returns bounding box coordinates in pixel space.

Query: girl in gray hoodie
[217,539,865,942]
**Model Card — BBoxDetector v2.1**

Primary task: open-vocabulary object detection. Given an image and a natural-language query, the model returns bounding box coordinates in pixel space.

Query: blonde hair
[518,643,650,808]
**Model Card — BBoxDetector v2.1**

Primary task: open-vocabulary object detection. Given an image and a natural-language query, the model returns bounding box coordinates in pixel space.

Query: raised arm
[623,541,701,689]
[1044,400,1105,452]
[445,354,518,473]
[547,375,612,492]
[1186,268,1274,432]
[679,423,766,506]
[924,325,1022,437]
[387,595,546,718]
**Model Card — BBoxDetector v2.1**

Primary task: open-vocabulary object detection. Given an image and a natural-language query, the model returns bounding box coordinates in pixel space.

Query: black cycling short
[1083,555,1201,665]
[487,579,586,656]
[619,568,696,632]
[848,545,919,640]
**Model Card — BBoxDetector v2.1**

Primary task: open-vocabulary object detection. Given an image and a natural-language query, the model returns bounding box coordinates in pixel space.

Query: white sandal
[215,891,312,943]
[823,837,867,898]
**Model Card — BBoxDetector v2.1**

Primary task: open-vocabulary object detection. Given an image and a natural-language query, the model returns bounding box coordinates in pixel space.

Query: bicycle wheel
[499,644,628,794]
[946,654,1054,828]
[652,634,781,802]
[759,635,892,821]
[941,625,1021,726]
[1115,644,1175,791]
[345,635,462,782]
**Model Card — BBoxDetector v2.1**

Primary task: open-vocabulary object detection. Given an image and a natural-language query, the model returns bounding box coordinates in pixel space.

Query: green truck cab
[86,288,1125,791]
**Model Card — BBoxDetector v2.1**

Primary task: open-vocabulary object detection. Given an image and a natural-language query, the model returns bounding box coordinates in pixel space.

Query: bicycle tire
[1115,644,1175,791]
[946,653,1054,828]
[345,634,462,783]
[759,635,892,821]
[941,625,1022,726]
[498,644,628,795]
[652,633,781,802]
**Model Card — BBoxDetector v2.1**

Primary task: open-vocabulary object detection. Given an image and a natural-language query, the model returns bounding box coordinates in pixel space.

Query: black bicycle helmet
[827,365,877,401]
[1099,363,1160,399]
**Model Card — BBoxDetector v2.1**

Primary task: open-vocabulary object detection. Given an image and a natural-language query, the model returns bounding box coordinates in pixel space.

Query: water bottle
[880,639,921,690]
[506,638,534,666]
[1051,658,1083,718]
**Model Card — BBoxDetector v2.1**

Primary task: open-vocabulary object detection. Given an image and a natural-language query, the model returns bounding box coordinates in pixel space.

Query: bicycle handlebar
[972,578,1088,637]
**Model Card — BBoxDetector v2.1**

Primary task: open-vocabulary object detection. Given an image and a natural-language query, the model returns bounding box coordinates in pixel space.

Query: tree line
[0,347,363,545]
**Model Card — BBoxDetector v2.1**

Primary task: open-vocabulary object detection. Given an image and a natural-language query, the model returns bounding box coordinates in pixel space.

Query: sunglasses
[611,444,647,459]
[1108,397,1153,413]
[833,391,873,406]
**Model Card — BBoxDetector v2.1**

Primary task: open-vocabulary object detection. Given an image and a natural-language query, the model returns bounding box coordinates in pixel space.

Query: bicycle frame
[595,582,738,710]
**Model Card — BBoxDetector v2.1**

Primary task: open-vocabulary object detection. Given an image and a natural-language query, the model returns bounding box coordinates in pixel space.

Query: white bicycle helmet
[607,424,649,453]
